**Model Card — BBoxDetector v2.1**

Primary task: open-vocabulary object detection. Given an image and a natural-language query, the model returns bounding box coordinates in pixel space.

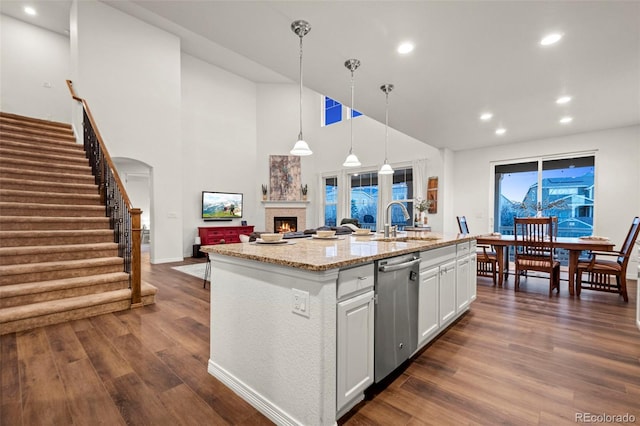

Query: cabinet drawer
[338,263,374,300]
[457,241,471,257]
[420,245,456,269]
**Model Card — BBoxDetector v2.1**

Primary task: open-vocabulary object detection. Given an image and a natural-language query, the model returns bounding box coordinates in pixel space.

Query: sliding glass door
[494,155,595,265]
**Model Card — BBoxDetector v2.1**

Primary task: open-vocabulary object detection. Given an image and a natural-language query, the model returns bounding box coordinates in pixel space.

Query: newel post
[130,208,143,307]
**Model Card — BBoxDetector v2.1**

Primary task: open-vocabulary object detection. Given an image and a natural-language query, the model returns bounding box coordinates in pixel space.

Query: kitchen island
[201,231,476,426]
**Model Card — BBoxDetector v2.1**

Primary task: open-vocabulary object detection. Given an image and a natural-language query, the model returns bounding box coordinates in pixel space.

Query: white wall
[0,14,70,123]
[72,0,183,263]
[181,53,258,255]
[452,125,640,276]
[256,84,442,231]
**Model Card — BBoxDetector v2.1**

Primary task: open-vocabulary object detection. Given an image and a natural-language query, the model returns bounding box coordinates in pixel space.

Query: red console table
[198,225,254,245]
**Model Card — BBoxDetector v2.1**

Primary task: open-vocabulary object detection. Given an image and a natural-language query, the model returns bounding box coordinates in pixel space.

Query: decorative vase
[302,194,307,201]
[421,212,428,225]
[262,194,267,201]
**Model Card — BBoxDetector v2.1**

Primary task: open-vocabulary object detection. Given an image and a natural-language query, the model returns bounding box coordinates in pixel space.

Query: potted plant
[301,184,308,201]
[261,184,268,201]
[414,198,432,226]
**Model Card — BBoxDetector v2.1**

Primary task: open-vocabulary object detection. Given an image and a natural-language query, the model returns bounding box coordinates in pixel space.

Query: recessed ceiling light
[495,128,507,135]
[480,112,493,121]
[540,33,563,46]
[24,6,37,16]
[559,116,573,124]
[556,96,572,104]
[397,42,414,54]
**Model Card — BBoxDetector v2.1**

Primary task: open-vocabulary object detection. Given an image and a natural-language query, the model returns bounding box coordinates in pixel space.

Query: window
[494,155,595,265]
[322,96,362,127]
[350,172,378,230]
[392,168,414,229]
[324,176,338,226]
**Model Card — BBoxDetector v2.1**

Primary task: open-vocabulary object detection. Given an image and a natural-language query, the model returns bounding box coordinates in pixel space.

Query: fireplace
[274,216,297,233]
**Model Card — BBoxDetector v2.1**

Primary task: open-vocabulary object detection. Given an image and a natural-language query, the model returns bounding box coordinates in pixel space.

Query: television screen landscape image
[202,191,243,219]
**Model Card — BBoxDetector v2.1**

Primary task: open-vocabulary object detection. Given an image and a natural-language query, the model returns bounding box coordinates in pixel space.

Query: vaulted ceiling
[2,1,639,151]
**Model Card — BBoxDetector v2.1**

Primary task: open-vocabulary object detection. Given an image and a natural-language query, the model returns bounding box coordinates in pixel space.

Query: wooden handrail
[66,79,142,307]
[66,80,133,210]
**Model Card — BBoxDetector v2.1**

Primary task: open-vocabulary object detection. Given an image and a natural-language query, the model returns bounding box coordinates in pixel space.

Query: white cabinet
[418,265,439,347]
[469,252,477,302]
[439,260,457,324]
[336,264,374,413]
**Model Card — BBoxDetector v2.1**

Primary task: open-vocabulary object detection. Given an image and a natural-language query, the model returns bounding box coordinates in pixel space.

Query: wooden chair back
[457,216,470,234]
[617,216,640,266]
[514,217,556,264]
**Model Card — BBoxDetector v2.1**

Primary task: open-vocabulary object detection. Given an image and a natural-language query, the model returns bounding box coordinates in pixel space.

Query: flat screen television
[202,191,243,220]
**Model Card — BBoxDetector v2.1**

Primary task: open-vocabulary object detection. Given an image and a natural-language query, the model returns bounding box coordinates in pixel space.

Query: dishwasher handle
[378,258,421,273]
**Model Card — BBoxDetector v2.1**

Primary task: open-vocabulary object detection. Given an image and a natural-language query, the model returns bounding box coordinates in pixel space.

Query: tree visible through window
[494,155,595,265]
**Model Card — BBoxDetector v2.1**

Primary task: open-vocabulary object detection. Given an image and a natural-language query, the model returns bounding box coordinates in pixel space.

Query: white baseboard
[208,359,311,426]
[150,256,184,264]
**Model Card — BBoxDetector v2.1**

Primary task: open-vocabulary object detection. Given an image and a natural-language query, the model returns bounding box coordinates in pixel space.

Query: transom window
[322,96,362,127]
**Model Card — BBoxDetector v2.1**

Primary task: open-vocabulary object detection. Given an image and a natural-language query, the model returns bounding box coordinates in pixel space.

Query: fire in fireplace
[274,216,297,233]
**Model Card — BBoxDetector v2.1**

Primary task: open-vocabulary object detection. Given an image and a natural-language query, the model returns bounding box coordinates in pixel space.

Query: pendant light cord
[384,91,389,162]
[349,69,355,154]
[298,35,304,140]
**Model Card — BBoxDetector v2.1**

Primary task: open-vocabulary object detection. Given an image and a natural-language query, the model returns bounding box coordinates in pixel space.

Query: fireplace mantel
[261,200,310,209]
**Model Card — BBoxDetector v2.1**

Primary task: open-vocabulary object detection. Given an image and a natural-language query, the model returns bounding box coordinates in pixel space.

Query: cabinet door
[456,256,470,312]
[469,252,477,302]
[418,266,439,348]
[337,290,375,412]
[439,260,457,324]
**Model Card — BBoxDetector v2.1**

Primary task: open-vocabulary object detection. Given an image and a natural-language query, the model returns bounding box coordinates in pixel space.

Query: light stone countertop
[201,231,474,271]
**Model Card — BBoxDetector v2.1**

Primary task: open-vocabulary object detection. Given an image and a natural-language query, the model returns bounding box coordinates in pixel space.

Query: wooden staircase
[0,112,156,335]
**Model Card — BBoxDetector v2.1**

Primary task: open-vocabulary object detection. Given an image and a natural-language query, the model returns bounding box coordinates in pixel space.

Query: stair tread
[0,216,109,223]
[0,272,130,297]
[0,188,100,200]
[0,289,132,322]
[0,177,97,190]
[0,112,72,130]
[0,229,113,237]
[0,201,104,209]
[0,242,118,255]
[0,156,92,172]
[0,147,88,164]
[0,166,94,180]
[0,139,84,155]
[0,257,124,275]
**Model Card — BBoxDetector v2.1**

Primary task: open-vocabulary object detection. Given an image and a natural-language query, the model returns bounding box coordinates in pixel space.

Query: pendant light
[343,59,361,167]
[378,84,394,175]
[290,20,312,156]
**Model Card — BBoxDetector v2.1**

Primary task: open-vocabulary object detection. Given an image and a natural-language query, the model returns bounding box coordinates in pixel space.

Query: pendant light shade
[290,20,312,156]
[343,59,361,167]
[378,84,394,175]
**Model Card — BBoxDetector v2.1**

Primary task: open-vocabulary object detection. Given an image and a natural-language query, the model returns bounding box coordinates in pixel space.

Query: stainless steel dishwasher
[374,253,421,382]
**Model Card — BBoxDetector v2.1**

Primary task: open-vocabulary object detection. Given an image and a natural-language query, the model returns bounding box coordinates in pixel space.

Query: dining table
[475,234,615,295]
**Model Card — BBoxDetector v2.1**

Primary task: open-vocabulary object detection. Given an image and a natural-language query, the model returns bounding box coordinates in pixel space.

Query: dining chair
[575,216,640,302]
[456,216,498,285]
[514,217,560,296]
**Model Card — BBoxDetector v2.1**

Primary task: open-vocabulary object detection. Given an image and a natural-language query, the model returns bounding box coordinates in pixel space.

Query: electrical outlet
[292,288,310,318]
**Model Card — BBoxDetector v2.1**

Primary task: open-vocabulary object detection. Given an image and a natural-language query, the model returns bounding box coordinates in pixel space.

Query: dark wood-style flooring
[2,253,639,425]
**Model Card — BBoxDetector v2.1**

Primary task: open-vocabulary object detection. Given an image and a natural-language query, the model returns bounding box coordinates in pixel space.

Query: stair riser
[0,150,89,167]
[0,140,85,158]
[0,221,110,231]
[0,113,73,133]
[0,280,130,308]
[0,133,77,149]
[0,159,92,175]
[0,263,124,285]
[0,181,97,194]
[0,168,95,185]
[0,206,105,217]
[0,248,119,265]
[0,124,75,141]
[0,299,131,335]
[0,234,114,247]
[0,193,101,206]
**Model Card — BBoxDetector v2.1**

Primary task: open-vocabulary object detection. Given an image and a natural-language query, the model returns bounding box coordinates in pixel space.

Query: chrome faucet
[384,201,411,237]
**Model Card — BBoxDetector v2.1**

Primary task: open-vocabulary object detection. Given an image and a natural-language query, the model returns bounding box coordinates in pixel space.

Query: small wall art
[269,155,301,201]
[427,176,438,213]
